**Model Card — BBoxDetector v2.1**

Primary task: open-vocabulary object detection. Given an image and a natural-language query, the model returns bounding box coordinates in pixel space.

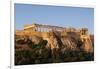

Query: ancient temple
[24,23,65,32]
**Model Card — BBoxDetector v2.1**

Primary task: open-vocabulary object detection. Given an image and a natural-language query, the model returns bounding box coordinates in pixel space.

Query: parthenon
[23,23,88,35]
[24,23,66,32]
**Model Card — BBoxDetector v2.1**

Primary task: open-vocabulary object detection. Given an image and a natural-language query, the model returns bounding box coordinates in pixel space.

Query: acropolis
[15,23,94,65]
[15,23,93,52]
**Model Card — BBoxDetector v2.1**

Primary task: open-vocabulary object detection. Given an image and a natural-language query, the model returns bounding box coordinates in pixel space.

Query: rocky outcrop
[80,35,93,53]
[15,30,94,65]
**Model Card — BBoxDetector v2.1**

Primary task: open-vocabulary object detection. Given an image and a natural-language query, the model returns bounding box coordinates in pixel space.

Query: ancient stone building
[24,23,65,32]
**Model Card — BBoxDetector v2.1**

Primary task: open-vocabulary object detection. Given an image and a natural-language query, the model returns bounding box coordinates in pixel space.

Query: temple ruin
[24,23,65,32]
[23,23,89,35]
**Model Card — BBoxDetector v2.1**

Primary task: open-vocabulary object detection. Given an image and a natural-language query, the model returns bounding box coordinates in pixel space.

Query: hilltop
[15,24,94,65]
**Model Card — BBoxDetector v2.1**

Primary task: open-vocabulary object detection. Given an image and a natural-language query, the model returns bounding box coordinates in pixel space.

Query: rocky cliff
[15,30,94,65]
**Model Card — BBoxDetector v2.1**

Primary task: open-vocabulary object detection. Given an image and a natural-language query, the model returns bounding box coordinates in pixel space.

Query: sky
[15,3,94,34]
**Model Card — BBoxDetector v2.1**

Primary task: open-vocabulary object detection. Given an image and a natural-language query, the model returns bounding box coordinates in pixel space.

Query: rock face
[15,30,94,65]
[80,35,93,53]
[29,35,42,44]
